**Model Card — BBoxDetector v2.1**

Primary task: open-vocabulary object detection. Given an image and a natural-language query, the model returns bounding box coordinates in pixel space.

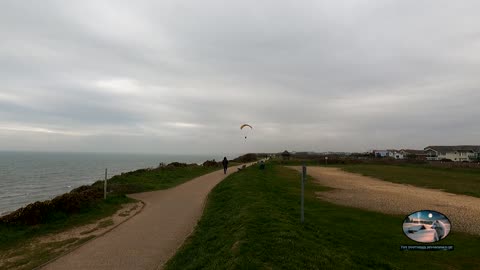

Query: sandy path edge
[289,166,480,236]
[32,201,146,270]
[154,172,213,270]
[154,163,255,270]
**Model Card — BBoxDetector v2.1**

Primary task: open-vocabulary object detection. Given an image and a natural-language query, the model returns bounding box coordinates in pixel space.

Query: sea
[0,151,230,215]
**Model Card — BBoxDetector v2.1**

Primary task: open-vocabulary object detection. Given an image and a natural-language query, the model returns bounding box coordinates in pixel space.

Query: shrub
[203,159,220,167]
[166,162,188,168]
[0,187,103,226]
[233,154,258,163]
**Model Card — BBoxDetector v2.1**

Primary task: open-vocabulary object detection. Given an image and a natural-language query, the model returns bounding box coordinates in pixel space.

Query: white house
[387,150,404,159]
[373,150,404,159]
[424,145,480,162]
[373,150,389,158]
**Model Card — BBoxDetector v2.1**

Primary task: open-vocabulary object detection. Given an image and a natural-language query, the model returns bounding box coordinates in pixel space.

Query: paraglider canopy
[240,124,253,130]
[240,124,253,139]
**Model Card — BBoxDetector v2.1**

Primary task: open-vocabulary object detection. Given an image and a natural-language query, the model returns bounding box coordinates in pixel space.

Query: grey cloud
[1,0,480,154]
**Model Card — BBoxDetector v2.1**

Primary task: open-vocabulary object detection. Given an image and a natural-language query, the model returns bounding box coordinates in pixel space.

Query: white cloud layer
[1,0,480,154]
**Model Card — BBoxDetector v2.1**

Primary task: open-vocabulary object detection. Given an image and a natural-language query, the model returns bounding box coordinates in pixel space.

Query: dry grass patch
[0,201,142,270]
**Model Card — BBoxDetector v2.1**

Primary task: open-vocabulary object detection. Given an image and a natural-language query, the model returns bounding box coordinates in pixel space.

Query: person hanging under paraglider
[240,124,253,140]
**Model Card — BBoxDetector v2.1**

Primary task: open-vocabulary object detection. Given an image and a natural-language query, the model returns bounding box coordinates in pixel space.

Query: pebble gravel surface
[291,167,480,236]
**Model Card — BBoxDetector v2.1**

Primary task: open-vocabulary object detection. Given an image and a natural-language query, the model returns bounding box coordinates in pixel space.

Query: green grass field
[165,164,480,270]
[338,164,480,198]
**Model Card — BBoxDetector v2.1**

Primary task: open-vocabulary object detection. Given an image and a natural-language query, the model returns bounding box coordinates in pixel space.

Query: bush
[166,162,188,168]
[203,159,220,167]
[0,187,103,226]
[233,154,258,163]
[71,184,101,193]
[52,188,103,213]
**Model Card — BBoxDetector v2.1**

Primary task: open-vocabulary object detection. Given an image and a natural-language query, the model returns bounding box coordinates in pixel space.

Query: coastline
[0,160,220,224]
[0,152,234,215]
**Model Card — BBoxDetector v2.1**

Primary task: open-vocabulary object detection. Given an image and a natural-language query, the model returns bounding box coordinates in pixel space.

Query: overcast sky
[1,1,480,154]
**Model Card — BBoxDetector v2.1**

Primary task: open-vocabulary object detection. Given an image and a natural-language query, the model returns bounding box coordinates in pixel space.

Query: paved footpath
[42,164,249,270]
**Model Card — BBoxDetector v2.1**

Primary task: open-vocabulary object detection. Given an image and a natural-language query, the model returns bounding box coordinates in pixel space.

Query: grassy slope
[338,164,480,198]
[94,165,219,194]
[165,165,480,270]
[0,165,220,268]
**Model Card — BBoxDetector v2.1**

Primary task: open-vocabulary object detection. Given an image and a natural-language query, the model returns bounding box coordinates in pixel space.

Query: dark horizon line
[0,149,243,156]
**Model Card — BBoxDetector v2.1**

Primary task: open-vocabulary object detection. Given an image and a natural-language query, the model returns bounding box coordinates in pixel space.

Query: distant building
[386,149,404,159]
[372,150,389,158]
[424,145,480,162]
[281,150,291,160]
[400,149,429,160]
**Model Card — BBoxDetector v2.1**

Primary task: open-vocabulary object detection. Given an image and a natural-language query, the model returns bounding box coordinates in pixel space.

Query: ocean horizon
[0,151,238,215]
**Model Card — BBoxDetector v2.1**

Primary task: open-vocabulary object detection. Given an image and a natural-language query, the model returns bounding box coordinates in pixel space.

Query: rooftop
[425,145,480,152]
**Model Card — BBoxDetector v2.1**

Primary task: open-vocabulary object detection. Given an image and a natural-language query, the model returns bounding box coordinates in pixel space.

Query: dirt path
[291,167,480,236]
[42,164,250,270]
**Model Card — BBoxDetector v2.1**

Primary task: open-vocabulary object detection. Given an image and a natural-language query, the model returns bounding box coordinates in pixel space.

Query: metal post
[104,168,107,200]
[301,165,306,223]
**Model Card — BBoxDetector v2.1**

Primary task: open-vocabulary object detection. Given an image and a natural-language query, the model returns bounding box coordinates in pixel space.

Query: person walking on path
[222,157,229,174]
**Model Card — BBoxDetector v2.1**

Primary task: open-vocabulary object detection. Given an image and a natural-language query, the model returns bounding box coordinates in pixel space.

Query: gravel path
[42,164,249,270]
[291,167,480,236]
